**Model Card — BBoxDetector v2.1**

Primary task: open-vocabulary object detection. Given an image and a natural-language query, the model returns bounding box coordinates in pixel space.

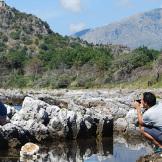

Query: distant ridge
[72,29,91,38]
[74,8,162,50]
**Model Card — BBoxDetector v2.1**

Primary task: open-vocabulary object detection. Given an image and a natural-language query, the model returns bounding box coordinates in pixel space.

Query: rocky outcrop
[0,93,114,147]
[14,96,112,139]
[0,4,52,37]
[1,88,162,148]
[0,123,31,148]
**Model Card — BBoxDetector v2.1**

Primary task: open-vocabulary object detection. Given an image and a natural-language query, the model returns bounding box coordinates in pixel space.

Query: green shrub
[10,30,21,40]
[6,74,28,88]
[0,42,6,52]
[6,49,29,69]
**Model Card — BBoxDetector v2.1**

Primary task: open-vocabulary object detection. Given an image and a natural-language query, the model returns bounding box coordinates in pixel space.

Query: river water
[0,136,151,162]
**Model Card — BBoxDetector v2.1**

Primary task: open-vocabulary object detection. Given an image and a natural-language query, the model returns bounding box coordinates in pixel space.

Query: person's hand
[132,101,142,110]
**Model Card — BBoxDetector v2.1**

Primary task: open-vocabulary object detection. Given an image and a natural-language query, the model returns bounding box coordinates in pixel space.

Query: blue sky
[5,0,162,36]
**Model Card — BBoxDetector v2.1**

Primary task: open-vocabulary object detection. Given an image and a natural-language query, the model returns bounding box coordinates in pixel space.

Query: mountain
[0,6,52,35]
[74,8,162,50]
[0,4,52,55]
[0,3,161,89]
[72,29,91,37]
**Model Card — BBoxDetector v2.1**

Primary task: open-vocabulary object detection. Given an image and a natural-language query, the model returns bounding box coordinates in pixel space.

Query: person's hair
[143,92,156,107]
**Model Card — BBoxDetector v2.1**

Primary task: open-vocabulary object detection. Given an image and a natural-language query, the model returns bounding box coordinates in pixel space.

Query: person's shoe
[154,147,162,153]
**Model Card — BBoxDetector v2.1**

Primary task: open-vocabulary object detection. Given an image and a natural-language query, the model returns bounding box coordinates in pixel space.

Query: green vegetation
[10,30,21,40]
[1,33,161,89]
[0,5,161,89]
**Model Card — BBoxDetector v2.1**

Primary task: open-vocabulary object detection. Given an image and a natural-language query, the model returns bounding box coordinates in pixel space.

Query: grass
[1,71,162,90]
[101,76,162,89]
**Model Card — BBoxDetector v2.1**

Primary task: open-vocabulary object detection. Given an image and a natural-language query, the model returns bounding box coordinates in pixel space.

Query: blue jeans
[144,127,162,144]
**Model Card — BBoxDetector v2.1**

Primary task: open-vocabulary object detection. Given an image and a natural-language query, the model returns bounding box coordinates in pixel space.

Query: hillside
[74,8,162,50]
[0,3,162,89]
[0,4,52,53]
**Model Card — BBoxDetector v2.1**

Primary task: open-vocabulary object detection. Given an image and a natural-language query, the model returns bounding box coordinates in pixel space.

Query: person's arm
[136,107,144,129]
[133,101,144,128]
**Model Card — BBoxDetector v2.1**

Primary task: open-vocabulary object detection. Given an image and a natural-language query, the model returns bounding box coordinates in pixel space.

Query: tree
[25,57,43,76]
[6,49,28,70]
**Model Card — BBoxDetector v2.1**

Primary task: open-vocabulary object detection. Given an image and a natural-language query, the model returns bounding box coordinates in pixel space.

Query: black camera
[136,99,141,103]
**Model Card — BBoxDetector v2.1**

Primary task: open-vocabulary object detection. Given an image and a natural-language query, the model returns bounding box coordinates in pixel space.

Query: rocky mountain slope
[0,4,52,54]
[75,8,162,50]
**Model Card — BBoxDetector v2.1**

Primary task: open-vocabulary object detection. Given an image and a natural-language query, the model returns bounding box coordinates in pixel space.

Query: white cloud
[69,22,86,33]
[59,0,81,12]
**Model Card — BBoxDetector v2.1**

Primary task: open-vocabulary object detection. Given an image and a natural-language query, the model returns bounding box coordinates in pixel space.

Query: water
[85,143,148,162]
[0,137,151,162]
[13,105,22,111]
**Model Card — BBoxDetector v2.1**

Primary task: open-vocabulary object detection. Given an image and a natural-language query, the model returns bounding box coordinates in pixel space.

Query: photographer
[133,92,162,153]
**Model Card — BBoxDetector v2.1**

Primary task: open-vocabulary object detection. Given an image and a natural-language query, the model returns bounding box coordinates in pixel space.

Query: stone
[20,143,40,161]
[114,118,127,132]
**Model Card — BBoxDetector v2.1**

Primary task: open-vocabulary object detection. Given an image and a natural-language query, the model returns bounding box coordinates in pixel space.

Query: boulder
[20,143,40,162]
[0,123,31,148]
[114,118,127,132]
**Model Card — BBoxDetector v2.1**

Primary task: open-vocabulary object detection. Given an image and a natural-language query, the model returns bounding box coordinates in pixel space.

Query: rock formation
[0,88,159,148]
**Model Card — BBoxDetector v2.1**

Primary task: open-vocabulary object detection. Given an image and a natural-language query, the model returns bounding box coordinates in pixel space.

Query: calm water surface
[0,137,151,162]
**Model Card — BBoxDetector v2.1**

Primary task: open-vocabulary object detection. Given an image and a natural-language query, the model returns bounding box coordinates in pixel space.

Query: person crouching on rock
[0,101,7,126]
[133,92,162,153]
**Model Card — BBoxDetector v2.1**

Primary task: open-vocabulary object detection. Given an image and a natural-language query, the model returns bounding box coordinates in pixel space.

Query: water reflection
[85,143,150,162]
[0,149,19,162]
[39,137,113,162]
[0,138,112,162]
[0,136,151,162]
[13,105,22,111]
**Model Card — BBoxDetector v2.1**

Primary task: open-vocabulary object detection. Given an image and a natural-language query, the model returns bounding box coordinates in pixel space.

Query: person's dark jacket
[0,102,7,116]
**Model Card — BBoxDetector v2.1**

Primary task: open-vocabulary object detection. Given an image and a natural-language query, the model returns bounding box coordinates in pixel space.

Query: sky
[5,0,162,36]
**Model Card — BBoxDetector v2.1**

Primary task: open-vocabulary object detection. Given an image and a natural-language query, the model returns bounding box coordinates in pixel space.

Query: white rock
[114,118,127,132]
[20,142,39,159]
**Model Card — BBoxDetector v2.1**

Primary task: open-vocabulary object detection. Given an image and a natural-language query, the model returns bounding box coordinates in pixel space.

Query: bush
[56,75,72,88]
[6,74,28,88]
[1,35,8,42]
[6,49,28,70]
[0,42,6,52]
[10,30,21,40]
